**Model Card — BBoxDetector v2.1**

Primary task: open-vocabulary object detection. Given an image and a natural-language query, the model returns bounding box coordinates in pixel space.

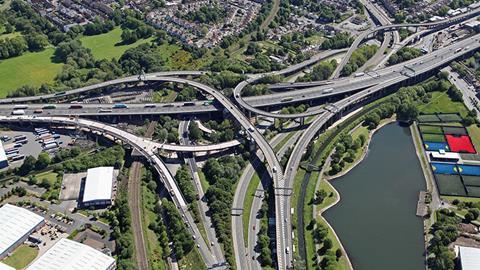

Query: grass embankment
[2,244,38,269]
[242,171,262,245]
[80,27,154,60]
[198,171,210,192]
[152,90,177,103]
[140,179,167,270]
[0,48,62,96]
[178,248,207,270]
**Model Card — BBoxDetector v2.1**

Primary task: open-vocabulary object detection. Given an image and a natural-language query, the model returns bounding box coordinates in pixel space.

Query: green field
[0,48,63,96]
[419,125,443,134]
[418,92,469,117]
[435,174,467,196]
[2,244,38,269]
[422,133,446,143]
[80,27,154,60]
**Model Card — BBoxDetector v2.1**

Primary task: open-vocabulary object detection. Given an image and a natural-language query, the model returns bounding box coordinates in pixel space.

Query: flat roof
[26,238,115,270]
[459,246,480,270]
[430,151,461,159]
[0,141,6,162]
[82,167,114,203]
[0,262,15,270]
[0,204,44,256]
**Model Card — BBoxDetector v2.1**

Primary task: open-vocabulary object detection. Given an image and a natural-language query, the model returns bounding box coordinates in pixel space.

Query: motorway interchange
[1,7,480,270]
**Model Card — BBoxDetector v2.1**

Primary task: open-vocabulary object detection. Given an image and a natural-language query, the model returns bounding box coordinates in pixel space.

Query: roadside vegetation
[296,60,338,82]
[387,47,423,66]
[202,153,249,266]
[341,44,379,76]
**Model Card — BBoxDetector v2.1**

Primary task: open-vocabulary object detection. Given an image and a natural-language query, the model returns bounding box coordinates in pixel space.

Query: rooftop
[82,167,114,203]
[459,246,480,270]
[26,238,115,270]
[0,141,6,162]
[0,204,44,257]
[0,262,15,270]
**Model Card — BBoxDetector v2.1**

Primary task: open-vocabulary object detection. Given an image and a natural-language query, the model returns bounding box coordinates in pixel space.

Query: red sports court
[445,134,476,154]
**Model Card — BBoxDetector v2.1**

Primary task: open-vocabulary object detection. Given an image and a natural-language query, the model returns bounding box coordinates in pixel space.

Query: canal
[323,122,426,270]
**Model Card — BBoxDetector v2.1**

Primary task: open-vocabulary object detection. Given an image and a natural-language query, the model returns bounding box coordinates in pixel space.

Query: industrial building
[0,262,15,270]
[0,141,7,169]
[458,246,480,270]
[81,167,116,207]
[0,204,44,260]
[26,238,115,270]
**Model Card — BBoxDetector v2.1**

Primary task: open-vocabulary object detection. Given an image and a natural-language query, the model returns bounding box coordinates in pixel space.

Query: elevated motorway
[0,115,225,268]
[281,32,480,268]
[0,71,207,104]
[234,34,480,119]
[330,6,480,78]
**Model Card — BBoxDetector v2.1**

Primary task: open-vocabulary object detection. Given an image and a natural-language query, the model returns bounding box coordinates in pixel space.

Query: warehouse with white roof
[26,238,115,270]
[0,204,44,259]
[81,167,116,208]
[0,141,8,169]
[458,246,480,270]
[0,262,15,270]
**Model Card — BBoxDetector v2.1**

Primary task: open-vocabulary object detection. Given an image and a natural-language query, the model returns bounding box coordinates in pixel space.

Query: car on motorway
[113,103,128,109]
[99,108,112,113]
[14,104,28,109]
[11,110,25,115]
[43,105,57,109]
[69,104,83,109]
[144,104,156,108]
[163,104,174,107]
[34,109,43,114]
[248,125,255,132]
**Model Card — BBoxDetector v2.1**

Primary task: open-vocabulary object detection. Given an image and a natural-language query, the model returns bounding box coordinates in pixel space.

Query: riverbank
[325,117,396,181]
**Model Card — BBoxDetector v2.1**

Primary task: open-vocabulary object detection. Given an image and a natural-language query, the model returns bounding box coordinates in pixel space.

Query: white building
[82,167,115,207]
[458,246,480,270]
[0,204,44,259]
[26,238,115,270]
[0,262,15,270]
[0,141,7,169]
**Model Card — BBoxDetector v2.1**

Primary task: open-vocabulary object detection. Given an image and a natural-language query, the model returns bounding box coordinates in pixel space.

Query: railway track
[128,121,157,270]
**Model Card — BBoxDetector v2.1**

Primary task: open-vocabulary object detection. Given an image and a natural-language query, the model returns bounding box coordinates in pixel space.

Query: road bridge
[0,115,226,268]
[330,6,480,78]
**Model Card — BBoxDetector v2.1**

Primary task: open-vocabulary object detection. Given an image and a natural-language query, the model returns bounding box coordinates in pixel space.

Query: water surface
[324,122,425,270]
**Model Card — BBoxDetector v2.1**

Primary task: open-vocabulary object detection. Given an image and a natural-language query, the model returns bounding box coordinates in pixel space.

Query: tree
[396,102,418,123]
[188,122,203,141]
[336,248,343,258]
[19,155,37,176]
[36,152,51,170]
[323,238,333,250]
[315,189,328,204]
[25,34,49,51]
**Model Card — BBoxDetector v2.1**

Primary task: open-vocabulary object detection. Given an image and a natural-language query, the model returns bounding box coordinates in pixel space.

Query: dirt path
[127,121,157,270]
